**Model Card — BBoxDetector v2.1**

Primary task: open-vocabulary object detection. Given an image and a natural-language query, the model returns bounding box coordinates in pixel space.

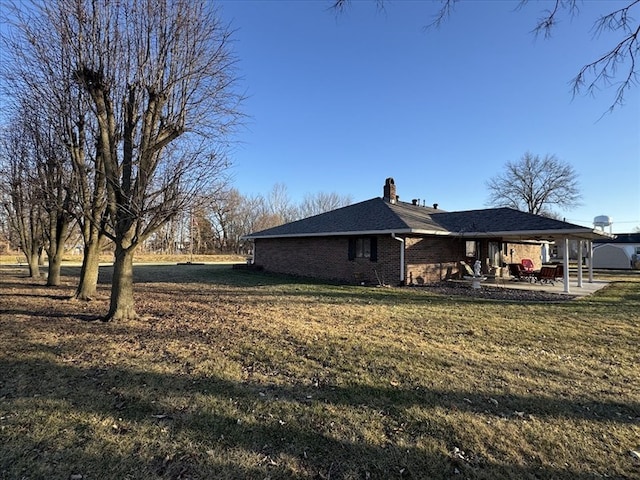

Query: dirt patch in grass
[1,265,639,479]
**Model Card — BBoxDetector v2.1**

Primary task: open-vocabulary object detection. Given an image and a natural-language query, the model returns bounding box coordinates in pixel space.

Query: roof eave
[450,228,612,240]
[244,228,612,241]
[244,229,415,240]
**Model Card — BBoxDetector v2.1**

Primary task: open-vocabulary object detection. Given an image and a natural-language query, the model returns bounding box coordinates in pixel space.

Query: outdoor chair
[553,263,564,282]
[535,265,558,285]
[460,261,475,278]
[508,263,534,282]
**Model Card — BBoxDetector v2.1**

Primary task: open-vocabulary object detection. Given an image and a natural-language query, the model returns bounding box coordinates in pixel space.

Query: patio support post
[587,240,594,282]
[563,237,570,294]
[577,240,583,288]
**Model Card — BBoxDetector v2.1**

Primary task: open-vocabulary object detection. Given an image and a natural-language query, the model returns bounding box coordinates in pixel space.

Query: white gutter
[391,233,405,284]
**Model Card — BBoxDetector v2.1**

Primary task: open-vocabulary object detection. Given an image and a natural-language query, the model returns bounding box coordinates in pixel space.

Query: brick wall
[254,236,543,285]
[254,235,401,285]
[405,236,463,284]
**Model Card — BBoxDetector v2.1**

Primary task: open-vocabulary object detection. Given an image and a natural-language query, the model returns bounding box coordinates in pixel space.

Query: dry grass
[1,264,639,479]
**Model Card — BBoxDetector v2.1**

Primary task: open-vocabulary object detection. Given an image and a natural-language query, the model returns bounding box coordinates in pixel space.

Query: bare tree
[485,152,581,217]
[267,183,299,224]
[6,0,243,320]
[2,1,110,298]
[28,106,74,286]
[333,0,640,112]
[0,119,45,278]
[299,191,352,218]
[208,188,243,253]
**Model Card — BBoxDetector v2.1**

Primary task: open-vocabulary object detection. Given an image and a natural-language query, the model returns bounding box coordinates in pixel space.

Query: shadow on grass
[1,356,636,479]
[0,309,102,322]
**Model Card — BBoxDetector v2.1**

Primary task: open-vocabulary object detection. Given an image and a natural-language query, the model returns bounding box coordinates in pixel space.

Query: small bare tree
[485,152,581,217]
[333,0,640,112]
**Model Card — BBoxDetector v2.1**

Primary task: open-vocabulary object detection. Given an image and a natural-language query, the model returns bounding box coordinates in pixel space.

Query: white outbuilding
[592,233,640,270]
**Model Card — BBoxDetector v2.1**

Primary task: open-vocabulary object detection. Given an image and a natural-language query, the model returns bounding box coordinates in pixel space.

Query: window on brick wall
[488,242,501,267]
[465,240,479,258]
[348,237,378,261]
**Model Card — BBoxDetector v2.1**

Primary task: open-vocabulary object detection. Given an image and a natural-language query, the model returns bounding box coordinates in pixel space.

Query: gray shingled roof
[594,233,640,244]
[246,197,608,240]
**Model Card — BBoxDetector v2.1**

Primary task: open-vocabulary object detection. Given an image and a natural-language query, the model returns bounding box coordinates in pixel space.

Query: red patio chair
[521,258,535,273]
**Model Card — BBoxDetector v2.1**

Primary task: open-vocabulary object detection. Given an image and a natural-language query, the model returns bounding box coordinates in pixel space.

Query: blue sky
[220,0,639,233]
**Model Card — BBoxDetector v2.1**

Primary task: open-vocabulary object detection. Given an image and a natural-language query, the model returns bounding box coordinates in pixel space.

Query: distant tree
[0,119,45,278]
[267,183,299,224]
[205,185,353,254]
[332,0,640,112]
[299,191,353,218]
[191,207,217,254]
[237,193,283,241]
[485,152,581,217]
[208,188,243,253]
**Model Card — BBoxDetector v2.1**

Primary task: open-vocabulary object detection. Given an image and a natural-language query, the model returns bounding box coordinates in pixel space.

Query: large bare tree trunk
[46,213,70,286]
[47,252,63,285]
[27,252,41,279]
[75,239,101,300]
[104,245,136,321]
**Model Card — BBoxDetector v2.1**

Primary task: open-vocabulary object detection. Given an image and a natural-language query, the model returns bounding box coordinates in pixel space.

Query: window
[356,238,371,258]
[488,242,501,267]
[465,240,479,258]
[348,237,378,262]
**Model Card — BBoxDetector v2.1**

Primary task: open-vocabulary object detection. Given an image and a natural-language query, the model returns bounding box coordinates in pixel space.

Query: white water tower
[593,215,613,234]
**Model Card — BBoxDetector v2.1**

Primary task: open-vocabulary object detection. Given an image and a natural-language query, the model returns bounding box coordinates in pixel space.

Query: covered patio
[481,229,611,295]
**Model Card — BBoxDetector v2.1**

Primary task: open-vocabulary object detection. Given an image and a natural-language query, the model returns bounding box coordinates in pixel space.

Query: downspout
[392,233,405,285]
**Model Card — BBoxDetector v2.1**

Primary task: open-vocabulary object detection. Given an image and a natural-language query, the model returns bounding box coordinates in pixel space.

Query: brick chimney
[383,177,397,204]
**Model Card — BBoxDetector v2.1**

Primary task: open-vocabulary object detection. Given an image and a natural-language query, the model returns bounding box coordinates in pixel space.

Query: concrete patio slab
[485,276,610,297]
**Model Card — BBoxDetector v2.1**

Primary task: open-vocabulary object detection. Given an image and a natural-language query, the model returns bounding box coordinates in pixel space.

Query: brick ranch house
[245,178,609,292]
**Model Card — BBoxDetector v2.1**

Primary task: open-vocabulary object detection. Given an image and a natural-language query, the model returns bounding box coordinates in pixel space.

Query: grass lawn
[1,263,638,479]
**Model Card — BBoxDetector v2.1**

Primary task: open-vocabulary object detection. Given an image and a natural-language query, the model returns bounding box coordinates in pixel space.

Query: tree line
[0,0,243,321]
